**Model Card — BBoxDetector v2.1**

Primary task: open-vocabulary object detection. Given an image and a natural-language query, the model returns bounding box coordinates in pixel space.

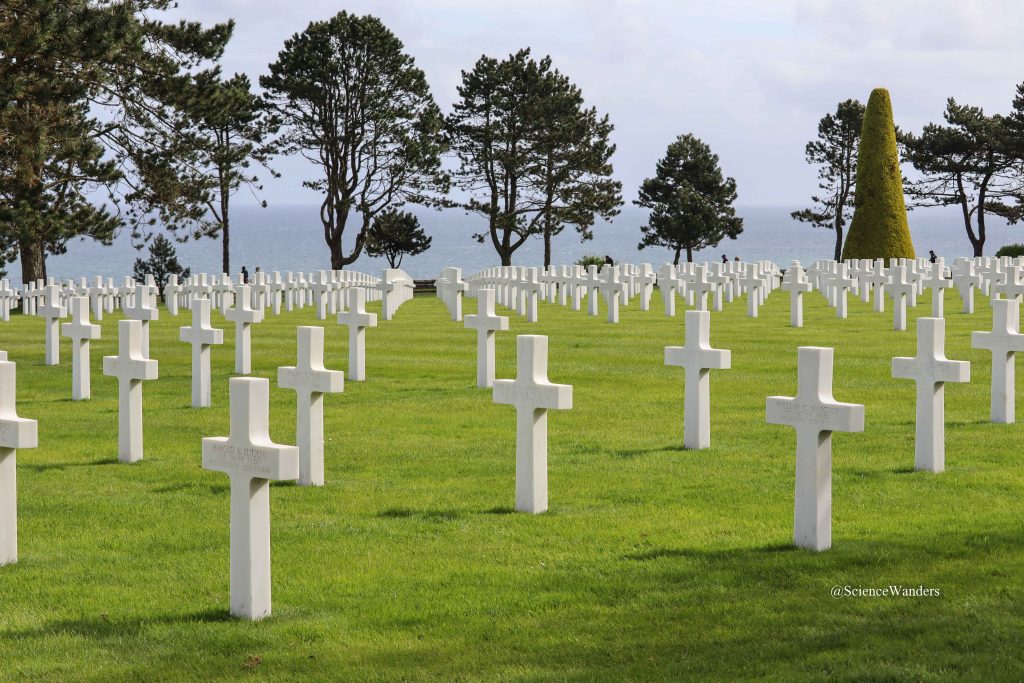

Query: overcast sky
[169,0,1024,208]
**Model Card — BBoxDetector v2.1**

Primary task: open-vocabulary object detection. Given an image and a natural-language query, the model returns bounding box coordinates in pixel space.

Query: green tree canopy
[179,72,276,274]
[447,48,622,266]
[842,88,915,260]
[792,99,864,261]
[902,96,1022,257]
[261,11,449,270]
[132,233,190,292]
[635,134,742,265]
[364,209,431,268]
[0,0,235,283]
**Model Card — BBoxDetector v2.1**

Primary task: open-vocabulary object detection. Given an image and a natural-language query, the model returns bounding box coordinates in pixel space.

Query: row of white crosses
[465,263,660,323]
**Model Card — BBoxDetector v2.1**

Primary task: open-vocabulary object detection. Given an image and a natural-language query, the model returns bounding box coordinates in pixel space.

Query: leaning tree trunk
[19,239,46,285]
[834,227,843,262]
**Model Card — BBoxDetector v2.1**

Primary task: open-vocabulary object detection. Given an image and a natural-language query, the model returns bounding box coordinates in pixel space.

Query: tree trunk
[673,247,681,266]
[19,240,46,285]
[543,230,552,267]
[686,246,693,262]
[833,227,843,262]
[220,169,231,275]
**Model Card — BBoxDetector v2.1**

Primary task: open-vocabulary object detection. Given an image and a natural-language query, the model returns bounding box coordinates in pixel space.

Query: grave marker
[202,377,299,620]
[493,335,572,514]
[61,296,101,400]
[892,317,970,472]
[0,362,38,566]
[278,326,344,486]
[664,310,731,449]
[179,298,224,408]
[766,347,864,551]
[103,320,159,463]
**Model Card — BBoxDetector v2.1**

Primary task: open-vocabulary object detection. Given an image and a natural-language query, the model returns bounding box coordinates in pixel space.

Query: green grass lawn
[0,285,1022,681]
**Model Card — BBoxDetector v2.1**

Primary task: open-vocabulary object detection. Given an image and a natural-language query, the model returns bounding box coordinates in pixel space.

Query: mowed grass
[0,283,1022,681]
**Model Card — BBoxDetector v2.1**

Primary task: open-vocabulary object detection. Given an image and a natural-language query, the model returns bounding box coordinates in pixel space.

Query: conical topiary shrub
[841,88,915,261]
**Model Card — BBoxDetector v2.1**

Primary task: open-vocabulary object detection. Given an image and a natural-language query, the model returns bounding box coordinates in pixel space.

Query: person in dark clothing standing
[240,265,249,284]
[721,254,728,263]
[929,250,937,264]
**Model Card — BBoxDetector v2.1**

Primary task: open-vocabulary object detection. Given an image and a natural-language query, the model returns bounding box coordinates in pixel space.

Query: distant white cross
[38,284,66,366]
[123,284,159,358]
[781,263,813,327]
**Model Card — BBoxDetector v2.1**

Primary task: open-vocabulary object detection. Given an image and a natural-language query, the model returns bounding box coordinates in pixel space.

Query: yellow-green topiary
[841,88,915,261]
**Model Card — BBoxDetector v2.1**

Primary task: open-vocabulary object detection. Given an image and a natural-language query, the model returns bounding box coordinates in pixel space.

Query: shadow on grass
[846,465,919,478]
[625,542,795,562]
[21,458,116,472]
[8,608,234,641]
[152,482,229,496]
[378,506,516,520]
[613,444,688,459]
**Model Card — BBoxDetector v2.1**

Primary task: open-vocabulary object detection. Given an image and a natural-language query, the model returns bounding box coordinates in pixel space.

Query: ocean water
[19,204,1017,283]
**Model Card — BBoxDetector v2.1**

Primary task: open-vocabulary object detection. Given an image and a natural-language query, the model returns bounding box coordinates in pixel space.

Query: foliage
[132,234,190,292]
[635,133,742,264]
[842,88,915,260]
[179,72,277,274]
[902,95,1023,257]
[447,48,622,266]
[261,11,449,270]
[576,254,606,268]
[995,243,1024,258]
[364,209,432,268]
[791,99,865,261]
[0,0,235,283]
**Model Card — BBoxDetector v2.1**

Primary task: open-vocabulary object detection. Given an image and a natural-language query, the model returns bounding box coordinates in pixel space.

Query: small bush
[995,244,1024,258]
[575,255,606,268]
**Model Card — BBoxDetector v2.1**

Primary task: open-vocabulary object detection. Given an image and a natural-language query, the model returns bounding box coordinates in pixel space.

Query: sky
[167,0,1024,208]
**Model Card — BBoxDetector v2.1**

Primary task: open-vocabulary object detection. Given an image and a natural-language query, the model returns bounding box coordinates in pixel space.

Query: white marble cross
[464,288,509,388]
[830,266,856,319]
[889,266,916,331]
[862,261,889,313]
[0,361,38,566]
[689,265,713,312]
[971,299,1024,423]
[123,284,159,358]
[337,287,377,382]
[599,267,622,323]
[922,262,952,318]
[61,296,101,400]
[739,267,762,318]
[892,317,970,472]
[781,263,813,328]
[202,377,299,620]
[951,262,981,314]
[179,298,224,408]
[38,284,66,366]
[103,319,159,463]
[225,285,264,375]
[493,335,572,514]
[664,310,731,449]
[278,326,344,487]
[766,347,864,551]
